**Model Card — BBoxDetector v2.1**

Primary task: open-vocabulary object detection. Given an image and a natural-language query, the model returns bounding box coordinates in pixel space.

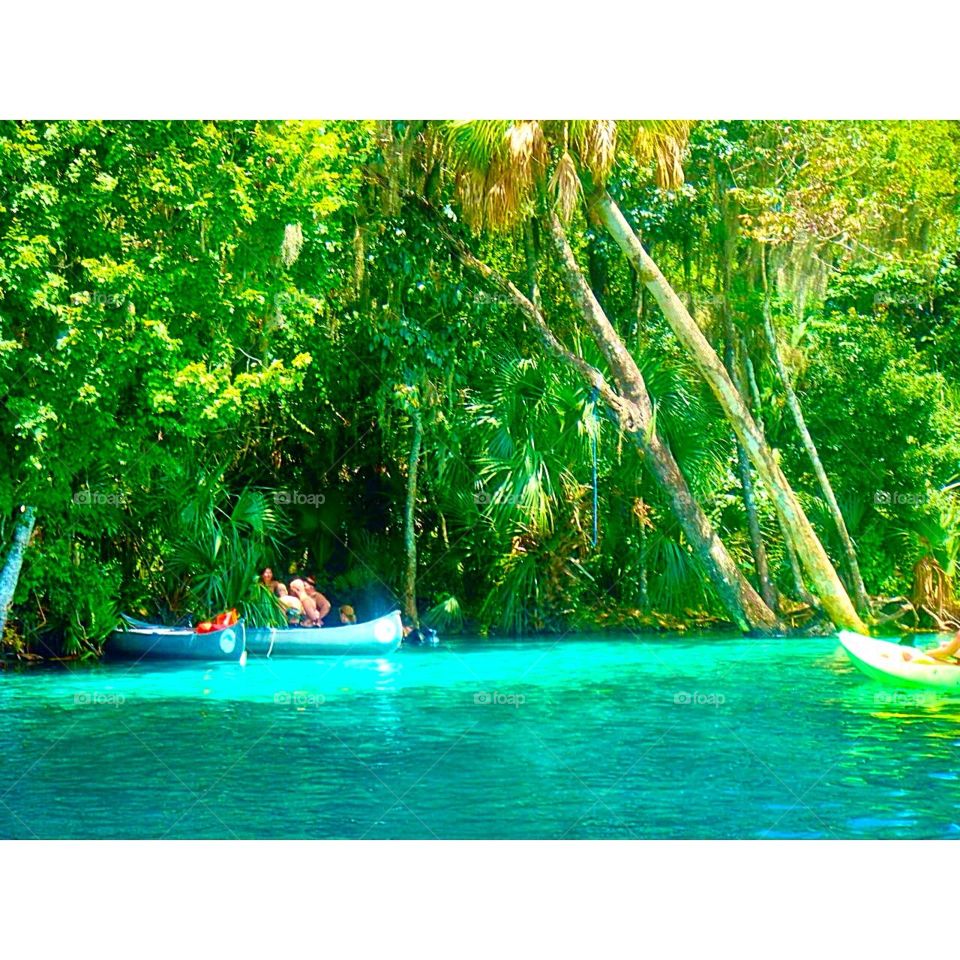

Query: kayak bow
[838,630,960,690]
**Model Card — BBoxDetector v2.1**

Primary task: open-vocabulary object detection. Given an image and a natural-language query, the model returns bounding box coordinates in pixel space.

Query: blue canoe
[106,617,247,663]
[245,610,403,657]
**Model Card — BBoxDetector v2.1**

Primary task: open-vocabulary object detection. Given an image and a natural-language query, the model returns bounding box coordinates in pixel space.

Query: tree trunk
[776,509,819,610]
[759,254,871,617]
[0,506,36,639]
[739,337,820,611]
[522,219,541,311]
[638,521,649,608]
[402,410,422,627]
[722,322,777,612]
[635,422,780,633]
[592,191,867,633]
[542,214,781,634]
[718,241,777,611]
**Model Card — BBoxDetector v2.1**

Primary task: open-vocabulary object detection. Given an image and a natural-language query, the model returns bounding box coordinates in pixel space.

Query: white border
[2,1,956,118]
[3,841,955,956]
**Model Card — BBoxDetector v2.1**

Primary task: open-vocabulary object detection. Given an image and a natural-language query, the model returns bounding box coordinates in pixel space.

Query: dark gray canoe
[106,619,247,663]
[245,610,403,657]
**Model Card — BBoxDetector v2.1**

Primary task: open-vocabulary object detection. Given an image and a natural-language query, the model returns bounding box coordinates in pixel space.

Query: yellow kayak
[839,631,960,690]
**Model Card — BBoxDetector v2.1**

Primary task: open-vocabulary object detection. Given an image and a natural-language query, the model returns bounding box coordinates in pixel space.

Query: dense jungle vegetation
[2,120,960,654]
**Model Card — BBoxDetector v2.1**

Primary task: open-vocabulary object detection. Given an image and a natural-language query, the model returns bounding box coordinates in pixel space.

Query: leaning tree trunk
[0,506,36,639]
[542,214,781,634]
[413,194,780,633]
[592,192,867,634]
[759,255,871,617]
[402,409,423,627]
[635,418,780,632]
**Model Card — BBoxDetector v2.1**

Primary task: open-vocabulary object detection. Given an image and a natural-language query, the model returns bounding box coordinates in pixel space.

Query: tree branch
[404,191,644,432]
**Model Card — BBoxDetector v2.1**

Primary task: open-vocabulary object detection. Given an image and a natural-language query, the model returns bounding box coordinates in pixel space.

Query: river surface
[2,632,959,838]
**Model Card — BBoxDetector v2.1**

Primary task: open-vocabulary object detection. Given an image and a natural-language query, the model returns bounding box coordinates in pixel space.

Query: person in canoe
[259,567,303,622]
[289,576,331,627]
[401,614,439,646]
[339,604,357,624]
[901,628,960,663]
[304,575,332,622]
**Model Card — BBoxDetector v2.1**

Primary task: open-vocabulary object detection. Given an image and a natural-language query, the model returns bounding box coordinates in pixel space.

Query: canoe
[838,630,960,690]
[106,619,247,663]
[245,610,403,657]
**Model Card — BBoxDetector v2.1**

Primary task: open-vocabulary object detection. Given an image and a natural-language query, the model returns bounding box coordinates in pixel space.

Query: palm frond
[619,120,693,189]
[550,151,582,223]
[441,120,546,229]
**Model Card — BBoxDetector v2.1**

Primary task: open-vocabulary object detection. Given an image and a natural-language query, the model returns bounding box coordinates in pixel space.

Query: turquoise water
[2,632,960,839]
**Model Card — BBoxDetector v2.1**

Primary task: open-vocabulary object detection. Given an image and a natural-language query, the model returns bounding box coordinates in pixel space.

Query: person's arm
[925,630,960,661]
[314,592,331,623]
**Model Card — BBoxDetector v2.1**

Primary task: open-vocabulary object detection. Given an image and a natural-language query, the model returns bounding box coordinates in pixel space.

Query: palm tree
[393,123,780,632]
[423,120,866,633]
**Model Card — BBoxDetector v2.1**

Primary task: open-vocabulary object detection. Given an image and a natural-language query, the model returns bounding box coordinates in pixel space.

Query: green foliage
[3,118,960,648]
[160,469,289,625]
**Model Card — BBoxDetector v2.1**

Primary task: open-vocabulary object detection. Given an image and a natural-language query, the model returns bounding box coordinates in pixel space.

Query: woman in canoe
[902,628,960,663]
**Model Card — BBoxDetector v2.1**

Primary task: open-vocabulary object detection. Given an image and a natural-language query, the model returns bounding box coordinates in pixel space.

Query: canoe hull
[106,624,246,663]
[838,631,960,690]
[246,610,403,657]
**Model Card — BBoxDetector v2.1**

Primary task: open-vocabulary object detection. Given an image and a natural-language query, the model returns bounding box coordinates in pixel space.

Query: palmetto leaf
[144,462,290,623]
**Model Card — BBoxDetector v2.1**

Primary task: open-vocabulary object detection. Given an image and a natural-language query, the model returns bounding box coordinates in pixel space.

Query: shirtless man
[288,576,330,626]
[303,575,331,622]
